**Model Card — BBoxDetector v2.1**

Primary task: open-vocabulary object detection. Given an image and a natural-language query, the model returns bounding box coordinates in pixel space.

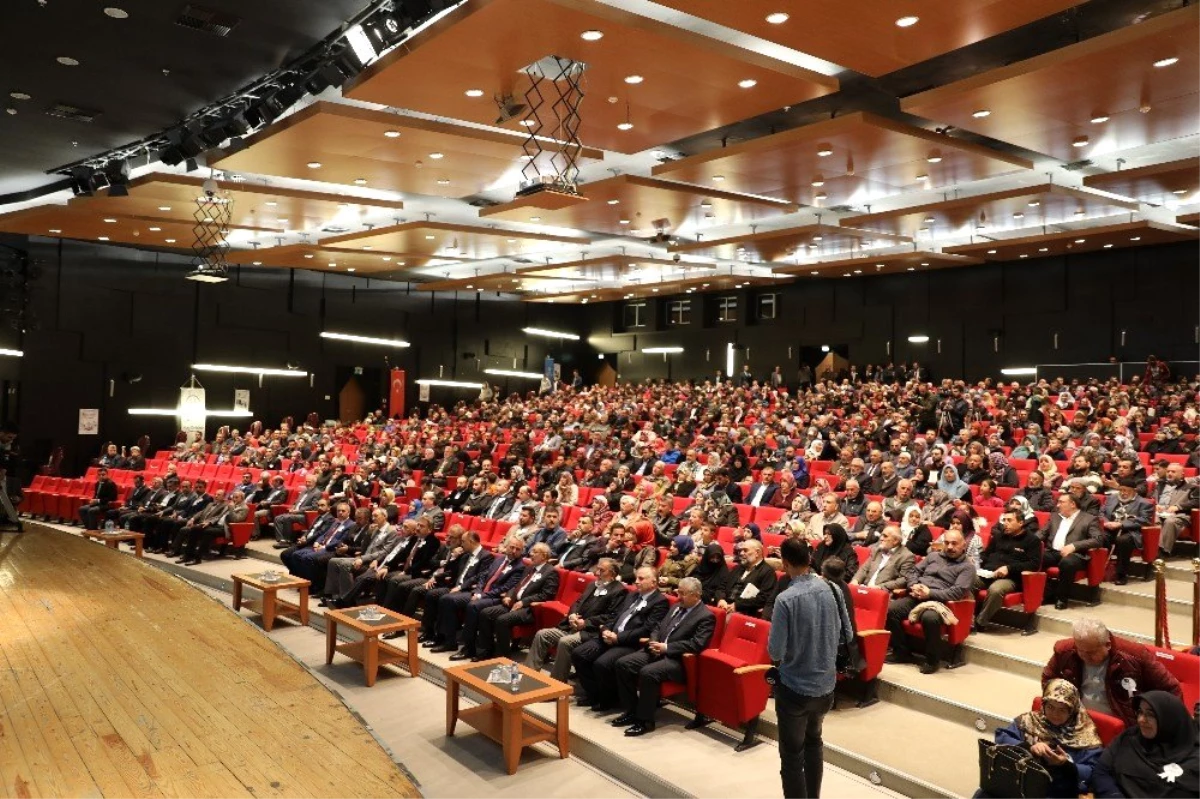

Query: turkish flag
[389,368,406,418]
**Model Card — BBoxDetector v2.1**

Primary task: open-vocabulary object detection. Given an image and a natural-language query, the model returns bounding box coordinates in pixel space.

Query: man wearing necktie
[280,499,335,574]
[446,537,527,659]
[612,577,715,736]
[272,474,324,546]
[471,543,561,660]
[571,566,669,712]
[527,559,626,681]
[335,519,420,608]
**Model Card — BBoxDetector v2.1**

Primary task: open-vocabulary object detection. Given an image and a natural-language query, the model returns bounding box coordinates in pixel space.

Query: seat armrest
[1020,571,1047,613]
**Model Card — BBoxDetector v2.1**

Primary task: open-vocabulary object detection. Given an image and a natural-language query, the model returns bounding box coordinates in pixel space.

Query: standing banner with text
[179,387,207,443]
[543,356,557,393]
[389,368,406,418]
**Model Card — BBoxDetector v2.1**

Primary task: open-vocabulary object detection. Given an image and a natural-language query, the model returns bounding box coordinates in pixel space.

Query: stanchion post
[1153,559,1166,647]
[1191,558,1199,649]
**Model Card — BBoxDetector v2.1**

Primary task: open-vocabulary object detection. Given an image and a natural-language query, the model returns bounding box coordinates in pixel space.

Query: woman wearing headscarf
[946,508,984,569]
[910,466,933,501]
[900,505,934,557]
[938,464,971,500]
[1091,691,1198,798]
[1038,454,1064,490]
[658,534,697,591]
[988,451,1019,487]
[693,541,731,605]
[980,679,1102,798]
[1012,424,1044,460]
[617,523,658,583]
[812,523,858,581]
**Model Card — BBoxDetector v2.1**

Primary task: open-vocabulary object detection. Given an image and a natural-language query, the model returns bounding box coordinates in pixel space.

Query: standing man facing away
[767,538,854,799]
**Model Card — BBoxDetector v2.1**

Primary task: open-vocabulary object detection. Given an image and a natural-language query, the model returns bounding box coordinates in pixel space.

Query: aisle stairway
[50,521,1195,799]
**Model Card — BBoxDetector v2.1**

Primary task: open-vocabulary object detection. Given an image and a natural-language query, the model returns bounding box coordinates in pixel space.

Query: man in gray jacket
[851,526,916,591]
[884,529,975,674]
[319,508,397,604]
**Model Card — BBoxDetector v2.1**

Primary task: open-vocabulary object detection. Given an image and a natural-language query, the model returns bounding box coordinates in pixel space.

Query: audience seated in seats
[882,479,918,522]
[839,479,867,518]
[720,539,777,618]
[850,500,887,545]
[318,508,397,606]
[528,558,626,682]
[1018,469,1057,512]
[557,515,602,572]
[806,493,848,540]
[306,507,371,596]
[977,679,1103,799]
[612,576,715,737]
[334,519,420,609]
[743,466,778,508]
[471,542,560,660]
[885,529,976,674]
[657,534,698,592]
[442,536,526,659]
[381,525,465,621]
[149,479,212,553]
[898,505,934,557]
[108,474,153,528]
[1151,463,1198,556]
[571,566,669,713]
[1090,691,1198,798]
[812,523,858,581]
[1041,619,1183,728]
[851,525,916,591]
[77,467,119,530]
[417,530,496,648]
[617,521,657,584]
[252,476,289,538]
[1103,477,1156,585]
[177,490,250,565]
[524,506,568,557]
[1039,493,1106,610]
[974,510,1042,632]
[281,500,347,576]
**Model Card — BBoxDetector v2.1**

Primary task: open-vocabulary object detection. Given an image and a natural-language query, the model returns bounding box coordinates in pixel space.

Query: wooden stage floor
[0,527,420,798]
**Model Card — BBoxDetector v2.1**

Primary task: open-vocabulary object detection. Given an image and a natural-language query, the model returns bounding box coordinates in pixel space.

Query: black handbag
[977,740,1052,799]
[826,581,865,678]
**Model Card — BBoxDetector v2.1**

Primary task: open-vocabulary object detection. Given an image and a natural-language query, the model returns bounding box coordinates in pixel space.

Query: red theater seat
[691,613,773,751]
[1032,696,1124,745]
[900,597,975,669]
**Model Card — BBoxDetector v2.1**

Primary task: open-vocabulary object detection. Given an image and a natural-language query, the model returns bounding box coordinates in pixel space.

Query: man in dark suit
[613,576,715,736]
[1103,477,1156,585]
[252,476,290,538]
[571,566,669,712]
[281,499,336,574]
[849,501,887,546]
[440,476,472,512]
[420,531,494,648]
[272,475,323,546]
[558,516,601,572]
[1039,493,1106,609]
[445,536,526,658]
[720,540,778,618]
[528,559,626,681]
[106,474,152,527]
[381,526,464,619]
[377,516,445,607]
[714,469,744,504]
[472,542,561,659]
[78,467,119,530]
[973,511,1042,631]
[335,519,420,608]
[149,479,212,552]
[743,466,778,508]
[127,477,183,534]
[480,479,518,521]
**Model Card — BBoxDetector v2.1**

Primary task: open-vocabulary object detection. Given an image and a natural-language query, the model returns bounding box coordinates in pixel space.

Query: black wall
[4,236,1197,476]
[580,241,1200,385]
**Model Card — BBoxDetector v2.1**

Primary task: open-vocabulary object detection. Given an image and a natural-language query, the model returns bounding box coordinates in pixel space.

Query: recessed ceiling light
[437,179,450,185]
[811,176,825,187]
[924,216,935,223]
[1103,243,1114,248]
[624,75,643,84]
[103,7,129,19]
[277,218,289,224]
[618,219,630,225]
[252,260,262,266]
[712,175,725,182]
[817,145,833,157]
[329,262,337,267]
[97,236,109,241]
[1153,57,1179,68]
[354,178,367,186]
[9,91,30,101]
[307,161,322,169]
[465,284,473,289]
[56,56,80,66]
[384,130,401,138]
[1028,200,1040,207]
[1090,115,1109,124]
[158,205,171,211]
[813,235,823,241]
[1130,236,1141,241]
[606,199,620,205]
[1038,247,1048,252]
[102,217,116,223]
[738,79,757,89]
[651,288,658,292]
[907,267,916,272]
[424,234,435,240]
[987,249,997,254]
[529,216,541,222]
[165,238,176,243]
[464,89,484,97]
[382,256,391,261]
[49,228,61,234]
[304,254,314,259]
[1075,238,1086,244]
[895,16,919,27]
[1012,212,1025,219]
[1172,188,1189,195]
[361,245,372,250]
[972,109,990,118]
[429,152,444,159]
[580,30,604,41]
[148,226,161,232]
[927,154,943,164]
[814,192,827,200]
[616,122,633,131]
[1019,254,1028,258]
[347,268,356,272]
[915,173,928,181]
[766,12,789,24]
[519,120,536,127]
[1074,209,1085,217]
[264,201,277,207]
[1072,135,1089,147]
[920,262,929,267]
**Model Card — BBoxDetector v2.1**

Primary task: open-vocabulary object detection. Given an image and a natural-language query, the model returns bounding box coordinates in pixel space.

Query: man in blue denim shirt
[767,538,854,798]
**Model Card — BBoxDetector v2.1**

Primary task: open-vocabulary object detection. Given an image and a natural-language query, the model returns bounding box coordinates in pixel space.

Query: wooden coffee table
[231,571,310,632]
[444,657,573,775]
[324,605,421,686]
[83,529,145,558]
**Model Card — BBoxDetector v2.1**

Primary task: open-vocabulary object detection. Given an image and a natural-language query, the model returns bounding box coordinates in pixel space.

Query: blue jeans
[774,683,835,798]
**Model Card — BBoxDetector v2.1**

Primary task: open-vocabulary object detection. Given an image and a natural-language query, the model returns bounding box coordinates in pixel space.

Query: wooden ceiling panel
[902,6,1200,161]
[649,0,1085,77]
[668,222,911,264]
[0,204,260,251]
[210,102,601,199]
[1083,156,1200,206]
[317,220,590,259]
[944,219,1198,261]
[839,184,1137,239]
[653,112,1031,207]
[478,175,795,235]
[64,172,401,237]
[225,244,463,276]
[772,250,983,276]
[526,270,792,303]
[515,255,711,280]
[344,0,837,154]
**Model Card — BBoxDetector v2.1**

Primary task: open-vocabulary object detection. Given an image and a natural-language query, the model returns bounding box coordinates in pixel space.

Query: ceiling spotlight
[354,178,367,185]
[618,219,630,225]
[165,238,176,243]
[986,249,997,254]
[811,176,825,187]
[1074,209,1085,217]
[812,235,823,241]
[580,30,604,41]
[1028,200,1040,207]
[1090,115,1109,124]
[814,192,827,200]
[1038,247,1048,252]
[103,217,117,223]
[1075,238,1086,243]
[1103,243,1114,248]
[1072,135,1089,147]
[424,234,435,240]
[1153,57,1179,68]
[1012,212,1024,220]
[304,254,314,259]
[624,75,643,84]
[972,109,990,118]
[853,269,862,274]
[347,268,356,272]
[307,161,322,168]
[817,145,833,156]
[1019,254,1028,258]
[429,152,444,159]
[607,199,620,205]
[464,89,484,97]
[617,121,633,130]
[766,12,789,23]
[148,226,161,232]
[529,216,541,222]
[923,216,935,223]
[252,260,263,266]
[384,130,401,138]
[437,178,450,185]
[98,236,109,241]
[1130,236,1141,241]
[712,175,725,182]
[56,56,80,66]
[738,79,758,88]
[1172,189,1189,195]
[49,228,62,234]
[926,152,943,163]
[895,16,919,27]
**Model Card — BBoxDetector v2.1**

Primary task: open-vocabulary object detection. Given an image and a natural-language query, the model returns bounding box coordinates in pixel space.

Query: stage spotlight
[303,61,348,95]
[273,81,305,110]
[365,13,407,53]
[494,94,527,124]
[104,158,131,195]
[70,166,95,196]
